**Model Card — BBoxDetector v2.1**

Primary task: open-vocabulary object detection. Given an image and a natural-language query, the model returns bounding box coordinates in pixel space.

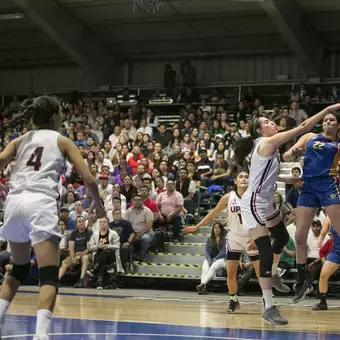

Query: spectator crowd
[0,82,339,291]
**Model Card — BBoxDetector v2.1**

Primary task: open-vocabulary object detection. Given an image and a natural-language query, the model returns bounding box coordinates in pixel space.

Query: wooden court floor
[2,286,340,339]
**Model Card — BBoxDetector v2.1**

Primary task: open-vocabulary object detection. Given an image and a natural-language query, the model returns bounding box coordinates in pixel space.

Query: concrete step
[193,226,212,234]
[183,234,210,243]
[125,273,200,280]
[133,262,202,276]
[144,253,204,265]
[164,242,205,255]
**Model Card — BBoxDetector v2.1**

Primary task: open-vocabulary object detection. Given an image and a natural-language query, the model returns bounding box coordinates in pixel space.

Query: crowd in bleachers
[0,82,339,291]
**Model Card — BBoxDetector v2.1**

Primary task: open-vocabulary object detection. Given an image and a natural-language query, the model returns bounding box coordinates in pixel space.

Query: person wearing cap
[98,174,113,202]
[195,148,214,187]
[60,206,77,231]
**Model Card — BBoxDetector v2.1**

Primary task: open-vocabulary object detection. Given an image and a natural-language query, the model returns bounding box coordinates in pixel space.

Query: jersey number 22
[26,147,44,171]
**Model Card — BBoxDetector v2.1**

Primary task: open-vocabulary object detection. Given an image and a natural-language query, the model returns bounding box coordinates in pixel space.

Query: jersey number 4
[26,147,44,171]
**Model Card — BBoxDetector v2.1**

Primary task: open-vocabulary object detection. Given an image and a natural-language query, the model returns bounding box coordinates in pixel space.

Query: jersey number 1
[26,147,44,171]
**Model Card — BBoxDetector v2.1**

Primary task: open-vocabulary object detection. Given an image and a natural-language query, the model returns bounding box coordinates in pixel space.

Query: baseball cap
[60,206,69,212]
[99,174,109,180]
[199,147,207,153]
[230,123,237,127]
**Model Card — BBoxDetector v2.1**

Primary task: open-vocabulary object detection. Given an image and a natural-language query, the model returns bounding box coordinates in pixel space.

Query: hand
[211,175,217,181]
[183,226,199,234]
[134,234,141,241]
[208,260,212,267]
[122,242,131,247]
[96,204,106,218]
[72,257,80,265]
[291,147,303,156]
[247,240,257,252]
[97,244,105,249]
[239,262,244,270]
[307,263,314,272]
[327,103,340,112]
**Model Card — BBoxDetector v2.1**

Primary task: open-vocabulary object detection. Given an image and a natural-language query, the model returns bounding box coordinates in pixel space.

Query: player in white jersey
[184,170,261,313]
[0,96,105,340]
[233,103,340,325]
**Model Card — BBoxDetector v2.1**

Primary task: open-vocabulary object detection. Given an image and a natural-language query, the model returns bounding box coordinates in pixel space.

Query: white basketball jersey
[247,137,280,198]
[9,130,66,200]
[227,191,249,236]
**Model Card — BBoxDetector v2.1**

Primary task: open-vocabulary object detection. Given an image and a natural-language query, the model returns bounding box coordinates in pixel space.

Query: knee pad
[39,266,59,290]
[255,236,273,278]
[8,262,31,285]
[270,220,289,254]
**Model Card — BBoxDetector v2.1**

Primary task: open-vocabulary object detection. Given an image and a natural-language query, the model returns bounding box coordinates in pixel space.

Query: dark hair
[232,117,263,169]
[76,216,85,223]
[140,185,150,191]
[291,167,301,174]
[209,222,225,248]
[133,194,143,200]
[179,167,188,173]
[7,96,60,128]
[312,220,322,227]
[113,197,121,203]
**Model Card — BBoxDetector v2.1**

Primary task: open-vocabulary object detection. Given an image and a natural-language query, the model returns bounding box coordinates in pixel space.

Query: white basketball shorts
[226,230,259,256]
[0,192,61,246]
[240,191,280,230]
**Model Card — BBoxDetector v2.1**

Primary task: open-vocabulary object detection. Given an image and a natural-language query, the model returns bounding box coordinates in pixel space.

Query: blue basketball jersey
[303,134,340,179]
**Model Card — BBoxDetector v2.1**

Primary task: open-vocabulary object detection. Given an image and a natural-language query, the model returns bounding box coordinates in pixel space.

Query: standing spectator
[92,120,104,144]
[125,194,154,261]
[137,118,153,138]
[58,216,93,288]
[156,180,184,242]
[146,109,159,135]
[153,125,172,149]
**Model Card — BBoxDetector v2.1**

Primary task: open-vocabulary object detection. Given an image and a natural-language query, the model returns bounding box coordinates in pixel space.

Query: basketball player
[0,96,105,340]
[234,103,340,325]
[184,170,275,313]
[283,110,340,303]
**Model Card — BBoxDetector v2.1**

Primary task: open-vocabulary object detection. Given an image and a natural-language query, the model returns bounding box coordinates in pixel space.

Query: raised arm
[183,193,230,233]
[283,132,315,162]
[261,104,340,156]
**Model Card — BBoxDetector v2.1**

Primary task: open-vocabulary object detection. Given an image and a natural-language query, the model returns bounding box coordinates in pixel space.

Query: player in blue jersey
[312,217,340,310]
[283,109,340,303]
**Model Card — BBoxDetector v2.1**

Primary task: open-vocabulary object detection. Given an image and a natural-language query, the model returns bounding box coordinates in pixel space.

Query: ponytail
[6,99,35,128]
[231,117,262,172]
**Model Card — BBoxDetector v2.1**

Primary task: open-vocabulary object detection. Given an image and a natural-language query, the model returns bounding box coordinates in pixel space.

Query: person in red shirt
[131,186,160,222]
[127,146,143,175]
[313,217,340,311]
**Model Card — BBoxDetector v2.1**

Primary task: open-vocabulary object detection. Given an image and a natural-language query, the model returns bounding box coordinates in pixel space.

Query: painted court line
[18,289,340,309]
[2,332,253,339]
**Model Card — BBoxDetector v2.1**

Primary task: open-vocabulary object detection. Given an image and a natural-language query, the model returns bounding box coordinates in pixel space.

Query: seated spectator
[96,150,114,173]
[237,252,256,295]
[114,166,129,186]
[64,192,77,211]
[142,177,157,201]
[133,164,151,183]
[273,191,291,225]
[0,237,10,270]
[154,124,172,149]
[102,140,116,161]
[121,175,137,205]
[127,146,143,175]
[70,201,89,221]
[59,219,71,262]
[59,206,77,230]
[125,194,154,261]
[109,210,135,273]
[156,179,184,242]
[101,165,116,185]
[155,177,166,196]
[196,222,226,295]
[277,236,296,277]
[59,216,93,288]
[88,217,122,289]
[176,168,196,215]
[106,197,126,221]
[195,148,214,187]
[286,176,303,210]
[98,174,113,201]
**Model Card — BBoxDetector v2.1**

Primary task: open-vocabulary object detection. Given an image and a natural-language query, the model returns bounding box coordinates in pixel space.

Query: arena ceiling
[1,0,340,82]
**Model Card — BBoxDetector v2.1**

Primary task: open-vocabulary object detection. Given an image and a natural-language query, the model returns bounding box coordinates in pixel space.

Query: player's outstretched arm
[0,135,25,170]
[58,136,105,217]
[283,132,315,162]
[183,193,230,234]
[262,103,340,156]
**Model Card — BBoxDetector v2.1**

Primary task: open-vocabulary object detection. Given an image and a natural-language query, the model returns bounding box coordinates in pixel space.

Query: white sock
[230,294,238,302]
[272,262,278,276]
[35,309,53,336]
[0,299,10,320]
[263,290,274,309]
